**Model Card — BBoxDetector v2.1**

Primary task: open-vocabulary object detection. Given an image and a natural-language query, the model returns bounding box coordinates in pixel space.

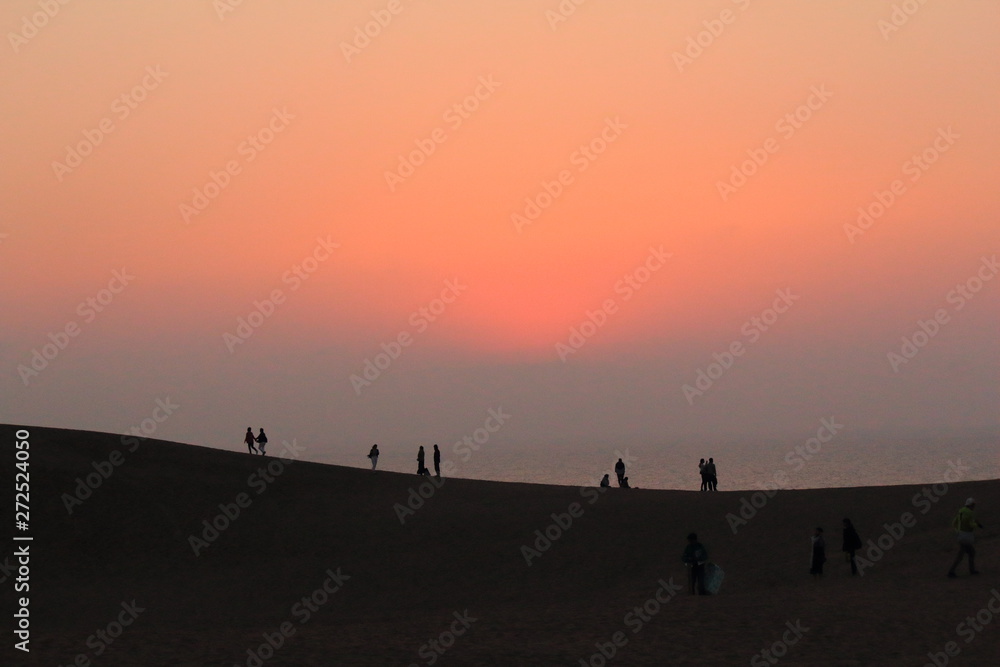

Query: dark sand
[2,425,998,666]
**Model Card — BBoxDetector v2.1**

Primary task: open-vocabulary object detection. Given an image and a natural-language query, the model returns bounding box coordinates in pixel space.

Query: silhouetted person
[810,527,826,578]
[948,498,984,578]
[705,458,718,491]
[255,428,268,455]
[600,474,610,488]
[244,427,257,454]
[433,444,441,478]
[368,444,379,470]
[682,533,708,595]
[621,476,631,489]
[417,446,428,475]
[842,518,862,576]
[614,458,625,486]
[698,458,708,491]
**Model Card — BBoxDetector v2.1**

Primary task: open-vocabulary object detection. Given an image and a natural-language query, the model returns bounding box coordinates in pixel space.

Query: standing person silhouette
[367,444,380,470]
[255,428,268,456]
[698,458,708,491]
[417,446,427,475]
[842,518,863,576]
[705,458,718,491]
[615,458,626,486]
[244,427,257,454]
[682,533,708,595]
[810,527,826,578]
[433,444,441,478]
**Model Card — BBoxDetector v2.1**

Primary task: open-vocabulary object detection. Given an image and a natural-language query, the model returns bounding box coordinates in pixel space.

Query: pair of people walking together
[244,427,268,455]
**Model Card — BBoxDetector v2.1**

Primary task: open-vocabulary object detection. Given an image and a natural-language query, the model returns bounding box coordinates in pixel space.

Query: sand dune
[3,424,999,666]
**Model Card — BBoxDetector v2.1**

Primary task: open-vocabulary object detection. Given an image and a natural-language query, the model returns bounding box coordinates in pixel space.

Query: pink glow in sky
[2,1,998,458]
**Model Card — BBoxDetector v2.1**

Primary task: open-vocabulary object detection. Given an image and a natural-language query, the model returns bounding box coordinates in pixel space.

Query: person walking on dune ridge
[367,444,379,470]
[255,428,268,456]
[244,427,257,455]
[948,498,984,578]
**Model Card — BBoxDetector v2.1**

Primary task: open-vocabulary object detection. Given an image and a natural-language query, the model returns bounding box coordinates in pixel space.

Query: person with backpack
[255,428,268,456]
[367,444,379,470]
[948,498,984,578]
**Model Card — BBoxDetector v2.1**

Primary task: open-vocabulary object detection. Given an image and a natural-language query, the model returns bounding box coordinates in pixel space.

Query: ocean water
[330,433,999,491]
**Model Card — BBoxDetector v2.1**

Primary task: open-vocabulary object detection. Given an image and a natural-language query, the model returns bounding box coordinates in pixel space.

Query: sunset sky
[2,0,998,462]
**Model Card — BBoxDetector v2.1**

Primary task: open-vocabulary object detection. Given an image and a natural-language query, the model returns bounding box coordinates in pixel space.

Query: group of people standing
[416,445,441,477]
[686,499,985,596]
[698,458,718,491]
[365,444,442,478]
[259,437,986,590]
[600,458,631,489]
[807,499,984,579]
[809,519,863,578]
[243,427,268,455]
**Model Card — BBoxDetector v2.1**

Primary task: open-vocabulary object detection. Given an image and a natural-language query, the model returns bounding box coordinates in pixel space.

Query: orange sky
[2,0,998,455]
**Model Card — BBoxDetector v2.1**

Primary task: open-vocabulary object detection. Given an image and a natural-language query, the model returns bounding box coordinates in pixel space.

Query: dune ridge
[3,424,999,666]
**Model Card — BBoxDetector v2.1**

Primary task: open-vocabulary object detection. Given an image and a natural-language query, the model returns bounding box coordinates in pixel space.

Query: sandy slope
[2,424,998,666]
